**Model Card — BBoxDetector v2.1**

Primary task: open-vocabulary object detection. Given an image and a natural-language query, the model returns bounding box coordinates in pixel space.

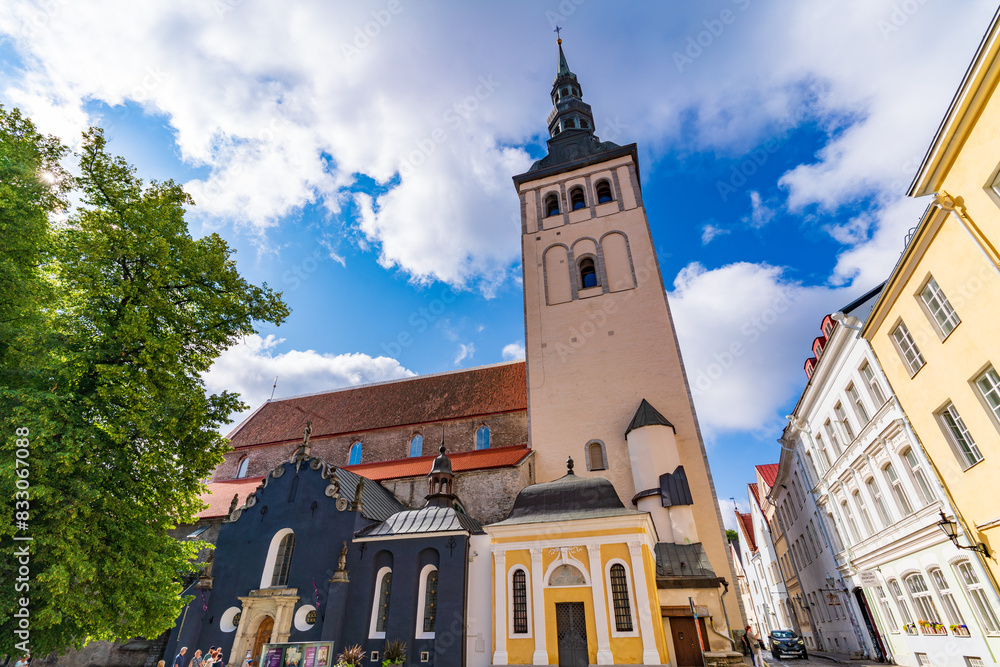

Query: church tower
[514,38,739,620]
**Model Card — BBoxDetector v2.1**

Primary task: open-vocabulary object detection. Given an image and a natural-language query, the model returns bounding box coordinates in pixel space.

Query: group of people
[741,625,763,666]
[163,646,226,667]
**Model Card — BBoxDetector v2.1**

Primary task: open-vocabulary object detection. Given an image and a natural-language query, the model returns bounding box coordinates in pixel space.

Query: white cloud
[741,190,775,229]
[453,342,475,365]
[669,262,851,438]
[501,341,525,361]
[203,334,414,428]
[718,497,749,532]
[701,223,730,245]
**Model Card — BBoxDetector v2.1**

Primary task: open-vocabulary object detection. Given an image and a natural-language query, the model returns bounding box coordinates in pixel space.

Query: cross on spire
[554,25,562,44]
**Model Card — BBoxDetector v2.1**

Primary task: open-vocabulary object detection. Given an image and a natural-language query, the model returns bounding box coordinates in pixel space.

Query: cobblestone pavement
[752,652,886,667]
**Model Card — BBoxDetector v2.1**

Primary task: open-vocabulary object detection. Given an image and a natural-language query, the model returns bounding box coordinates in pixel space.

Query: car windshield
[772,631,795,639]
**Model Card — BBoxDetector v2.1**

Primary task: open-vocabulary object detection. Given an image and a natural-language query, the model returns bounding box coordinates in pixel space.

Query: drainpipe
[717,580,737,651]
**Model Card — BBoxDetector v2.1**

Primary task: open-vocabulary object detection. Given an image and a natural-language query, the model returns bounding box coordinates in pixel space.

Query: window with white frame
[902,448,934,506]
[510,567,530,635]
[892,322,926,376]
[954,560,1000,634]
[814,433,832,470]
[939,403,983,468]
[847,383,870,424]
[920,277,961,336]
[883,463,913,516]
[806,524,819,558]
[835,402,856,441]
[415,564,438,638]
[824,420,843,456]
[861,361,887,407]
[965,658,985,667]
[607,562,636,634]
[866,478,891,527]
[876,585,899,630]
[853,490,875,536]
[236,456,250,479]
[975,366,1000,424]
[889,579,915,625]
[915,654,930,666]
[905,573,942,623]
[840,500,860,544]
[370,567,392,638]
[929,567,965,627]
[826,512,844,552]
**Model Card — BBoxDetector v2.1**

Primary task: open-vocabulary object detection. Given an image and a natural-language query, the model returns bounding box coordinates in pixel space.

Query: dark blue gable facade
[165,447,478,667]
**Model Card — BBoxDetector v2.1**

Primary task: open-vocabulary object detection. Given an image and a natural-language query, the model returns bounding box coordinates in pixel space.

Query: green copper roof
[557,42,572,77]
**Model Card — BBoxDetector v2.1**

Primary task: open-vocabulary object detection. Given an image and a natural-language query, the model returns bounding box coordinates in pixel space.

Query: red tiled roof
[736,511,757,552]
[196,476,265,519]
[344,444,532,481]
[748,482,760,507]
[755,463,779,489]
[228,361,526,448]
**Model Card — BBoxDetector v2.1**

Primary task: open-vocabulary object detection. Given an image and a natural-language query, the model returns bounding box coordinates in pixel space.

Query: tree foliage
[0,108,289,655]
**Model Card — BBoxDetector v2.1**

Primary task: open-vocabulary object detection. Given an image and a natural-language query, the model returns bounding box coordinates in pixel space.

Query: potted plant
[903,623,918,635]
[338,645,366,667]
[950,624,971,637]
[382,640,406,667]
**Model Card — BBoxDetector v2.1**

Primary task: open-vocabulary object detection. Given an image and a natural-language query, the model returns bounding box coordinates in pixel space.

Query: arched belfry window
[545,193,560,217]
[236,456,250,479]
[565,118,576,129]
[476,426,490,450]
[569,187,586,210]
[409,434,423,458]
[579,257,598,289]
[587,441,607,471]
[270,532,295,587]
[595,180,613,204]
[348,441,362,465]
[370,567,393,639]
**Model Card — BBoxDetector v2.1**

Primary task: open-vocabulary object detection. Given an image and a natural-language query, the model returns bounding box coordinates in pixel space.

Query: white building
[745,474,791,635]
[784,286,1000,667]
[731,511,764,639]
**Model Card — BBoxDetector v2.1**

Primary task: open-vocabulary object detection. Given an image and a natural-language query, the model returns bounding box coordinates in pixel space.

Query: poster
[283,646,303,667]
[303,647,316,667]
[264,647,284,667]
[315,645,330,667]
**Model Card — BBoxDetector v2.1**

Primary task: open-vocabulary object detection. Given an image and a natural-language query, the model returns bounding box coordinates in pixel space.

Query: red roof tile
[755,463,779,489]
[228,361,526,448]
[344,444,532,481]
[736,511,757,552]
[196,476,265,519]
[748,482,760,507]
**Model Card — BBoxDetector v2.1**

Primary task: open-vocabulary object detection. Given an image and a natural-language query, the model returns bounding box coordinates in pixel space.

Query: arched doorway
[853,588,887,663]
[251,616,274,664]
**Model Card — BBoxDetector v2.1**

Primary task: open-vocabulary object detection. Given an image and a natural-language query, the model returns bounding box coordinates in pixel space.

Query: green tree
[726,529,738,543]
[0,117,289,655]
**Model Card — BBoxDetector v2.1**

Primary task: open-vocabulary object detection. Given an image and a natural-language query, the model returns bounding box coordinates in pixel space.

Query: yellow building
[860,7,1000,629]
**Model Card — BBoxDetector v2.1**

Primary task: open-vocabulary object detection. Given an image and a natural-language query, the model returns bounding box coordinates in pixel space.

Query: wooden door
[556,602,589,667]
[252,616,274,665]
[670,617,706,667]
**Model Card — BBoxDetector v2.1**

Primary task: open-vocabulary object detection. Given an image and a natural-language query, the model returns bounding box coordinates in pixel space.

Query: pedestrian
[190,649,204,667]
[742,626,758,666]
[14,654,30,667]
[205,647,218,667]
[174,647,188,667]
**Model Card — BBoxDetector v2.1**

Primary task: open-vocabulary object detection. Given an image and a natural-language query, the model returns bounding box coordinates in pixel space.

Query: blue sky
[2,0,996,526]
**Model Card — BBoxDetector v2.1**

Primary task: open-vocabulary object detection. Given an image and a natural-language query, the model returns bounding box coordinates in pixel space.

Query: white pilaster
[628,541,661,665]
[530,548,548,665]
[493,548,508,665]
[586,545,615,665]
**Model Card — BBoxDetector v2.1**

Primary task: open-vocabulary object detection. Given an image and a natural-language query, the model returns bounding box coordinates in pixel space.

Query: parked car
[768,630,808,659]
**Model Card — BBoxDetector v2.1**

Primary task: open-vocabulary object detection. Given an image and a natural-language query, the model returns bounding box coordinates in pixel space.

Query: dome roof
[429,445,452,475]
[493,458,642,526]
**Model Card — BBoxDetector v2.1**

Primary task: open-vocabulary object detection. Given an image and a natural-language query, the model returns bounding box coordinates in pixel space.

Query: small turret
[425,446,457,508]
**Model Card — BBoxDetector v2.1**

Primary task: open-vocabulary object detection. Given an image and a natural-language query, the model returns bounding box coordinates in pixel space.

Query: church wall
[216,411,528,481]
[165,462,366,666]
[380,455,534,525]
[466,533,494,667]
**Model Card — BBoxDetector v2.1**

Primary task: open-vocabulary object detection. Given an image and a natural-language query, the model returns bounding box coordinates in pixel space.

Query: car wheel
[802,653,808,660]
[772,651,779,659]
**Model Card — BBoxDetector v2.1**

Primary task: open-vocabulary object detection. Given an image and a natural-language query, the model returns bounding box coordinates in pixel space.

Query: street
[754,652,886,667]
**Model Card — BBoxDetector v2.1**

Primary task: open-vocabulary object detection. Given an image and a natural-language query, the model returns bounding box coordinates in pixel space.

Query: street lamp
[937,511,990,556]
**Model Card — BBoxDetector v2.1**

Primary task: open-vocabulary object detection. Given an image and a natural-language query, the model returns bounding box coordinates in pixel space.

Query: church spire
[546,36,594,141]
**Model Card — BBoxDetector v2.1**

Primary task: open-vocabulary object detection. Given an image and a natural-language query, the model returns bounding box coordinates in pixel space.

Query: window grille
[270,533,295,586]
[512,569,528,634]
[610,564,633,632]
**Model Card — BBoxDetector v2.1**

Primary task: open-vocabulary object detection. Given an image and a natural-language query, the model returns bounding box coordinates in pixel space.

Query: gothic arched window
[476,426,490,450]
[545,193,560,217]
[349,441,362,465]
[417,565,438,637]
[579,257,598,289]
[595,180,613,204]
[371,567,392,638]
[409,434,423,458]
[570,187,586,210]
[270,532,295,587]
[236,456,250,479]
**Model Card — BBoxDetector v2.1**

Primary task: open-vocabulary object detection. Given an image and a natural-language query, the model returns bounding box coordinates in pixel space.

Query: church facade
[167,41,743,667]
